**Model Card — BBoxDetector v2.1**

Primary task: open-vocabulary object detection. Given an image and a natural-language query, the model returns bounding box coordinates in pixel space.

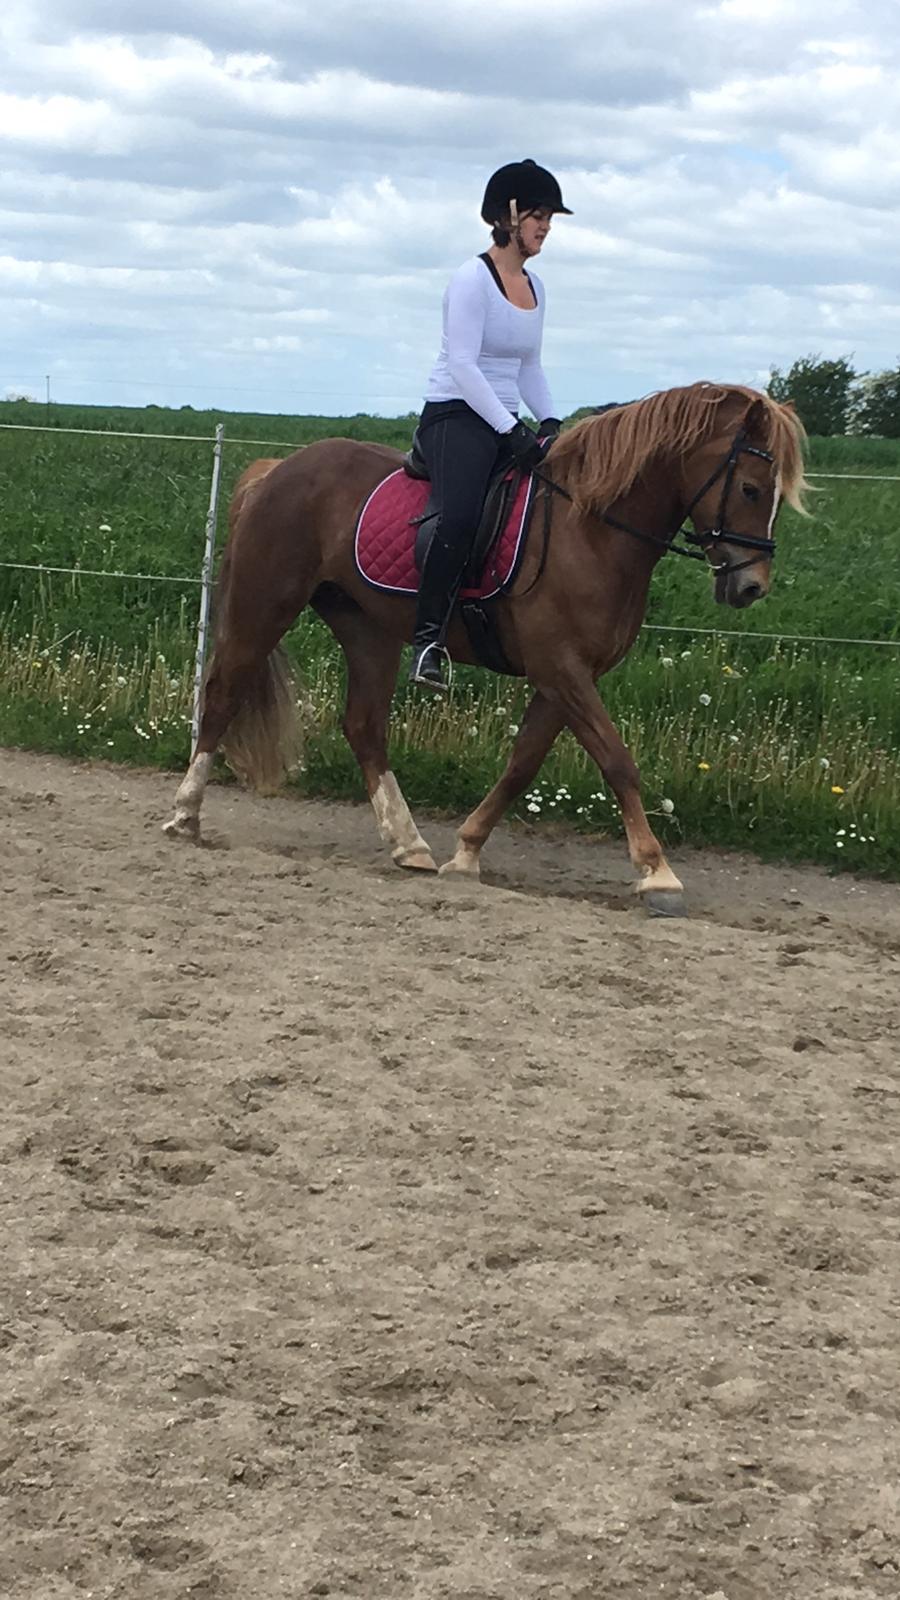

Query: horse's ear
[742,396,770,442]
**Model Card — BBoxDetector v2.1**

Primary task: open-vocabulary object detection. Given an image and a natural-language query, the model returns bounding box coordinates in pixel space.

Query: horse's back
[231,438,402,527]
[281,435,404,483]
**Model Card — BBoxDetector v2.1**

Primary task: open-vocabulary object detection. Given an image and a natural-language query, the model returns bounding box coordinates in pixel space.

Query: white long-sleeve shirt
[424,256,557,433]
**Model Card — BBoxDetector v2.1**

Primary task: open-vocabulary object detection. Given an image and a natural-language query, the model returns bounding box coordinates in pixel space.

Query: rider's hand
[505,420,538,463]
[504,421,553,471]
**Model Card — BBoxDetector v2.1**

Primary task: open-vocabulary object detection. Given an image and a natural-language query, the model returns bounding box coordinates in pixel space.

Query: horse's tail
[219,644,303,796]
[215,456,304,796]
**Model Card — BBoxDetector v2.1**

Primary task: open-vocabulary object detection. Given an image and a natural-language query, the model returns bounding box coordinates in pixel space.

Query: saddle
[402,427,526,588]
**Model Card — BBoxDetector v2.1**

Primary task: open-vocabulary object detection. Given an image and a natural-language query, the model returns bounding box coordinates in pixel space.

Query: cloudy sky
[2,0,898,417]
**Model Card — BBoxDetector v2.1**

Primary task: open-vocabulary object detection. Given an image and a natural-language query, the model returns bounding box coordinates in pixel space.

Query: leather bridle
[536,425,779,577]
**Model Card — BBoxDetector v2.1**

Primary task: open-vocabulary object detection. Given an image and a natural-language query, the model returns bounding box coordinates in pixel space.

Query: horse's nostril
[738,581,763,606]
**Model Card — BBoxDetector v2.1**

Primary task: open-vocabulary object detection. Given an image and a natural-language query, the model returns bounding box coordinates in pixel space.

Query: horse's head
[549,384,808,604]
[681,394,805,609]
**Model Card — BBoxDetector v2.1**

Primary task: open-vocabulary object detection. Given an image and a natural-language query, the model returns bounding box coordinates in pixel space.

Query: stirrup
[409,642,452,692]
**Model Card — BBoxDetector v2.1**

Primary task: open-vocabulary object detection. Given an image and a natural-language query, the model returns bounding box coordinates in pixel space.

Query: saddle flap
[412,461,525,581]
[464,466,523,584]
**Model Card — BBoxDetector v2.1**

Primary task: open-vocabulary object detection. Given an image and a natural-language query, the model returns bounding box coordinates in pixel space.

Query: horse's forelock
[758,394,809,513]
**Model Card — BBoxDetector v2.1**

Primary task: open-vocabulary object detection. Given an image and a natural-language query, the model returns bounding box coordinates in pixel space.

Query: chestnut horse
[164,383,806,915]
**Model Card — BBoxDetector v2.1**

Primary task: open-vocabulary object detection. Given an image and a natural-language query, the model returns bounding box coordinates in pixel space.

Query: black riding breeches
[416,400,508,565]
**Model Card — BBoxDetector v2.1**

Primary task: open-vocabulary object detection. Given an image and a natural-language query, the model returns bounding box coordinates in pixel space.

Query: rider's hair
[490,206,514,247]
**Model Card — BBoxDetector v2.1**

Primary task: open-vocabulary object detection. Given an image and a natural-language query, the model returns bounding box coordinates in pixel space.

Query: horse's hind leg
[440,690,564,877]
[315,592,437,872]
[164,559,312,843]
[163,638,296,841]
[165,748,214,842]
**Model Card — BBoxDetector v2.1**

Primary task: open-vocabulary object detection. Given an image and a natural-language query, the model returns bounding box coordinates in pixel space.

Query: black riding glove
[504,420,553,471]
[537,417,561,444]
[505,420,538,463]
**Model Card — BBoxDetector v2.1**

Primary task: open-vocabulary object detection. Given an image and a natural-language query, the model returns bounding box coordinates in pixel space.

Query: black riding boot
[408,528,467,691]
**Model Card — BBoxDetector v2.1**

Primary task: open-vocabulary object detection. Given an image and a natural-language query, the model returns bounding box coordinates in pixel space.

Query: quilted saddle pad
[354,468,534,599]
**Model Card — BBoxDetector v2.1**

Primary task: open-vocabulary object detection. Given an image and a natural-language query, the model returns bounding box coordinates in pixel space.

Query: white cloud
[0,0,897,414]
[0,90,144,156]
[0,255,216,293]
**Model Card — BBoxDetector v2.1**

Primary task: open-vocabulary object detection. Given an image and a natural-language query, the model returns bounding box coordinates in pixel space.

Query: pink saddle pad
[355,468,534,598]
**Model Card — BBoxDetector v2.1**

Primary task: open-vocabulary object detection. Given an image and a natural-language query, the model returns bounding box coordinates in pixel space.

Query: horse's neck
[610,457,683,540]
[558,457,684,653]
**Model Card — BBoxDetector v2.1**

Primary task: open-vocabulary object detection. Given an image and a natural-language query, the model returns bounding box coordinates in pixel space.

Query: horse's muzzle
[716,566,769,608]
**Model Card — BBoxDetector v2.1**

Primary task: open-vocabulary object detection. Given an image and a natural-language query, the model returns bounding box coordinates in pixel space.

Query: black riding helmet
[480,158,572,224]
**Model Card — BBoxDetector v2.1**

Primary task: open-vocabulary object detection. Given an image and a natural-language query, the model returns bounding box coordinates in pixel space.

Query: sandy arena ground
[2,747,900,1600]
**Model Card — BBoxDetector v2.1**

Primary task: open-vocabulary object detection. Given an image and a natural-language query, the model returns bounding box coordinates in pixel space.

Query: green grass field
[2,397,899,876]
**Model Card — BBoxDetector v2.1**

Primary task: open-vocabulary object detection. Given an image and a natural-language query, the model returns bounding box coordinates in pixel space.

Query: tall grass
[1,399,899,876]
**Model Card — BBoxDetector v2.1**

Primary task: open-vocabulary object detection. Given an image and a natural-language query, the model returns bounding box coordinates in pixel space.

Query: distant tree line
[767,356,900,438]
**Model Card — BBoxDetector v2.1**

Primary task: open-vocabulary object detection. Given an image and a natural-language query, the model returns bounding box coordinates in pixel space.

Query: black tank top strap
[478,252,537,306]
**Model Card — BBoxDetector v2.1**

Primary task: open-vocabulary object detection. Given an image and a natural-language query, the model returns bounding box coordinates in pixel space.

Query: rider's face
[516,208,553,254]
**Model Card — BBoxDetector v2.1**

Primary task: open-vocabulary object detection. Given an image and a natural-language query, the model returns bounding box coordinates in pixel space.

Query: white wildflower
[661,797,675,815]
[699,693,712,707]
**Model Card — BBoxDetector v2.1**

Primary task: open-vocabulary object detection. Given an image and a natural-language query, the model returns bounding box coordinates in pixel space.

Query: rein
[533,427,778,576]
[511,468,556,596]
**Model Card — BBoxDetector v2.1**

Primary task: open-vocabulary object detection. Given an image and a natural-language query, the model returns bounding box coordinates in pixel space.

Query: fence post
[191,422,225,753]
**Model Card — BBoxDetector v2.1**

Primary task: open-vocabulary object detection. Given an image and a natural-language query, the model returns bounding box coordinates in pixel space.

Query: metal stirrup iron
[410,641,453,690]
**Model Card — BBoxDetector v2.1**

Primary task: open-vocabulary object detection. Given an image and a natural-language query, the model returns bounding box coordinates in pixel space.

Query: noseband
[679,428,778,574]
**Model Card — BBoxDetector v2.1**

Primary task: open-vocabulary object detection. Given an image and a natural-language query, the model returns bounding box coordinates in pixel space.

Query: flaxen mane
[550,382,808,517]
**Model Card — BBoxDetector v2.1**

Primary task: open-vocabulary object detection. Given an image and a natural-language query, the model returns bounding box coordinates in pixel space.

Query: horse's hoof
[162,813,200,843]
[642,888,687,918]
[394,848,438,873]
[438,855,481,879]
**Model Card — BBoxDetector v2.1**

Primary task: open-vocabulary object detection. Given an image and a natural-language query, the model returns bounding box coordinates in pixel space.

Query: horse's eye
[741,481,761,503]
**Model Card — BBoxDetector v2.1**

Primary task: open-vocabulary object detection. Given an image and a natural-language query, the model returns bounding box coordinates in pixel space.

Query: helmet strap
[505,199,529,260]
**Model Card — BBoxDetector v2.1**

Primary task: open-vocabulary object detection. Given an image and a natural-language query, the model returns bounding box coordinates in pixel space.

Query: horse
[163,382,807,916]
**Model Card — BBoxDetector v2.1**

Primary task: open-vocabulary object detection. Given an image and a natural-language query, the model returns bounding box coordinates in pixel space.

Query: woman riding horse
[409,158,571,691]
[163,374,806,917]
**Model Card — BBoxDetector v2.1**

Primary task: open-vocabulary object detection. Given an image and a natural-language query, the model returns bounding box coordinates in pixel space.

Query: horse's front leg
[439,691,565,877]
[541,664,686,916]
